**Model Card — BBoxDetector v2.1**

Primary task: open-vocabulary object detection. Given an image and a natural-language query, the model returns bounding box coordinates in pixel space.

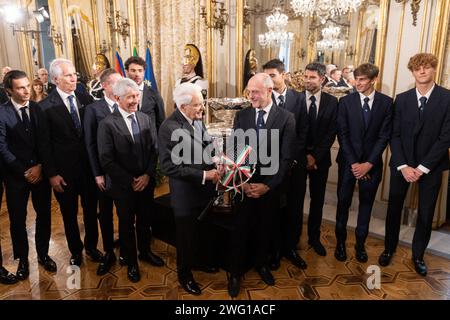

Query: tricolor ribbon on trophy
[219,145,255,200]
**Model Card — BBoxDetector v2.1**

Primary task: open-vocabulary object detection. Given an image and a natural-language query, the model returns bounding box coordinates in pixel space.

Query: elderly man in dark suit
[262,59,308,270]
[84,68,123,275]
[98,78,163,283]
[335,63,393,263]
[298,62,338,257]
[227,73,296,298]
[124,56,165,134]
[0,70,56,280]
[379,53,450,276]
[38,58,102,267]
[158,82,219,296]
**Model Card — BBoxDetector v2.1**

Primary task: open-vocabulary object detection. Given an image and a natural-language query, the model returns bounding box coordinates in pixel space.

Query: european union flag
[144,47,158,92]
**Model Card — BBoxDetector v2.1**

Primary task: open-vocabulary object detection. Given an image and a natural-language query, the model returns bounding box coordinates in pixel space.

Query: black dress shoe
[16,259,29,280]
[0,266,18,285]
[70,254,82,266]
[138,251,164,267]
[269,252,281,271]
[228,274,240,298]
[97,252,117,276]
[378,250,394,267]
[127,265,141,282]
[198,266,219,273]
[334,243,347,262]
[256,266,275,286]
[38,255,57,272]
[355,243,368,263]
[310,241,327,256]
[285,250,307,269]
[179,277,201,295]
[119,256,127,266]
[86,248,103,262]
[412,259,427,276]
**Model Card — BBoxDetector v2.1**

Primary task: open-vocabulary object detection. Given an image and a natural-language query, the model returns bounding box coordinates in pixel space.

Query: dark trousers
[4,175,51,260]
[0,180,3,266]
[384,169,443,260]
[173,207,215,279]
[97,191,115,253]
[273,165,305,255]
[114,185,153,266]
[229,189,277,275]
[54,173,98,255]
[299,166,330,244]
[335,162,382,244]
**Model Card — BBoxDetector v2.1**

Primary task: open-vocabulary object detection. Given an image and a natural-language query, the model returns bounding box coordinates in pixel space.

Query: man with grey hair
[98,78,163,283]
[39,58,102,267]
[158,82,219,295]
[37,68,55,94]
[227,73,296,297]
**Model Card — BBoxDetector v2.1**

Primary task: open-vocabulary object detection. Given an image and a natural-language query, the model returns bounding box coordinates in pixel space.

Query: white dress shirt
[305,90,322,113]
[358,90,375,110]
[255,102,273,125]
[104,96,117,113]
[118,107,137,142]
[273,88,287,107]
[56,87,81,120]
[11,98,30,121]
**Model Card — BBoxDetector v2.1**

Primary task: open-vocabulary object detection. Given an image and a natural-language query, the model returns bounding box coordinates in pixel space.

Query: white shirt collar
[258,101,272,114]
[118,106,135,119]
[11,98,29,113]
[138,82,145,91]
[415,84,435,105]
[56,87,75,102]
[179,109,195,126]
[273,87,287,104]
[104,96,116,110]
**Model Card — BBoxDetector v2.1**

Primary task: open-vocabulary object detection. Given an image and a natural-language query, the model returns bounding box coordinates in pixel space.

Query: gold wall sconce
[106,10,130,48]
[200,0,229,45]
[49,25,64,54]
[395,0,421,26]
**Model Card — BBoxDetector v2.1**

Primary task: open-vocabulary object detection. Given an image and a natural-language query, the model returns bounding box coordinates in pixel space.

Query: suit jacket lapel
[352,93,365,135]
[408,90,423,135]
[6,102,32,145]
[317,92,327,123]
[113,110,134,145]
[51,91,79,135]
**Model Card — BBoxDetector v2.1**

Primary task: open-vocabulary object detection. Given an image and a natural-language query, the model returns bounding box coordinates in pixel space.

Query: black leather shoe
[127,265,141,282]
[138,251,164,267]
[179,277,202,295]
[378,250,394,267]
[285,250,307,269]
[38,255,57,272]
[0,266,18,285]
[97,252,117,276]
[355,243,368,263]
[69,254,82,266]
[269,252,281,271]
[198,266,219,273]
[228,274,240,298]
[310,241,327,256]
[86,248,103,262]
[256,266,275,286]
[412,259,427,276]
[16,259,29,280]
[334,243,347,262]
[119,256,127,266]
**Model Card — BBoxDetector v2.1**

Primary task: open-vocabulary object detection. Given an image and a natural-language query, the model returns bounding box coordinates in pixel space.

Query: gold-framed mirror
[237,0,389,93]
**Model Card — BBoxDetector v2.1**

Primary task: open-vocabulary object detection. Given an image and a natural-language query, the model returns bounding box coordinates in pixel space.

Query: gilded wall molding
[374,0,390,91]
[431,0,450,84]
[236,0,244,96]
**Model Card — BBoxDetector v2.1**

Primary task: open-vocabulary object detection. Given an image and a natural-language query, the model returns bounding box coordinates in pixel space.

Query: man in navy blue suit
[379,53,450,276]
[335,63,393,263]
[0,70,55,280]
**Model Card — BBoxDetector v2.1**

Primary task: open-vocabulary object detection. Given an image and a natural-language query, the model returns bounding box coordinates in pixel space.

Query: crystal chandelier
[290,0,363,24]
[316,25,345,51]
[258,7,294,48]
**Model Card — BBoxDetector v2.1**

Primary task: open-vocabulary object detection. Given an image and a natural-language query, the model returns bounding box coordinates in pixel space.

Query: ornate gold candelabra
[200,0,229,45]
[106,10,130,49]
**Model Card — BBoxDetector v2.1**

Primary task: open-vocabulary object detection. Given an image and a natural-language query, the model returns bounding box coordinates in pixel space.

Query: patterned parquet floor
[0,188,449,300]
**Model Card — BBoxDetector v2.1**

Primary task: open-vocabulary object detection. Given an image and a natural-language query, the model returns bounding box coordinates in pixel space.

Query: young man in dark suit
[124,56,165,135]
[158,82,219,296]
[262,59,308,270]
[228,73,296,297]
[84,68,124,275]
[299,63,338,256]
[335,63,393,263]
[379,53,450,276]
[0,70,56,280]
[38,58,102,267]
[98,78,163,283]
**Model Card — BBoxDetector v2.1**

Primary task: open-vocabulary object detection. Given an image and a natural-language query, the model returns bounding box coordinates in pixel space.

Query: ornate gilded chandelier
[290,0,363,24]
[316,25,345,51]
[258,7,294,48]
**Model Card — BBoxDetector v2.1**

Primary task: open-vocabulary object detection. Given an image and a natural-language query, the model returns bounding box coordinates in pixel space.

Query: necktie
[419,96,427,120]
[362,97,371,129]
[307,96,317,148]
[128,114,140,144]
[112,103,118,113]
[68,95,81,134]
[256,110,266,132]
[20,106,31,132]
[278,95,285,109]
